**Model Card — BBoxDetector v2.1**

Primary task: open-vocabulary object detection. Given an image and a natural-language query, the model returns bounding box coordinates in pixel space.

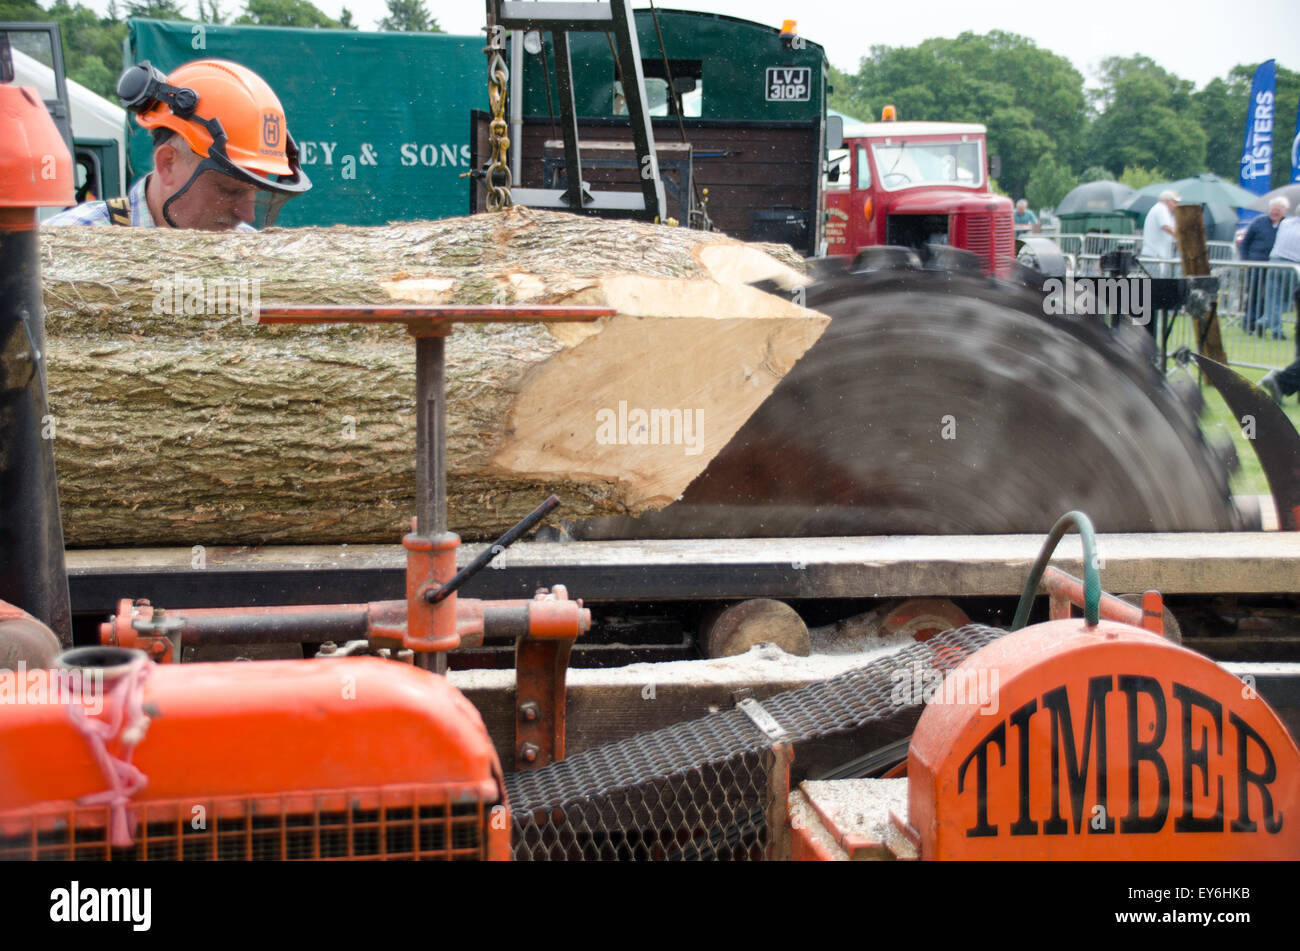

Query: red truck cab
[825,120,1015,277]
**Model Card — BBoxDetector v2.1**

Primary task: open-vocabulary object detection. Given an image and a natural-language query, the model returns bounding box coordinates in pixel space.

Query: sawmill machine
[4,51,1300,865]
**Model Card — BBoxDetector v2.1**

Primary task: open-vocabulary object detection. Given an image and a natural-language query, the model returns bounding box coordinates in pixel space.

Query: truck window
[856,145,871,190]
[613,60,703,118]
[870,140,983,191]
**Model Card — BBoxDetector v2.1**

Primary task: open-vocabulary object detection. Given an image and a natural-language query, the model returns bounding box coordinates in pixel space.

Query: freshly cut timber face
[572,262,1250,538]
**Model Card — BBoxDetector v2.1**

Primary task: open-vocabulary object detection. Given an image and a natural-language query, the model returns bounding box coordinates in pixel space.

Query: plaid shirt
[43,175,257,232]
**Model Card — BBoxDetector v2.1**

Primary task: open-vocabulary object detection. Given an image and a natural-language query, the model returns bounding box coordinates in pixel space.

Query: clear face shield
[161,133,310,230]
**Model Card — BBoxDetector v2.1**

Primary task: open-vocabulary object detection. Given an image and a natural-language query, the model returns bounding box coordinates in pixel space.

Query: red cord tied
[66,655,153,848]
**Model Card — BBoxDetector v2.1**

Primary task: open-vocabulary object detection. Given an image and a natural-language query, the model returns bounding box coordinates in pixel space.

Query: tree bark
[40,208,822,547]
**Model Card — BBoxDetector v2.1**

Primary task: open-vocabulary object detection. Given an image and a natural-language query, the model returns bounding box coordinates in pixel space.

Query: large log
[40,208,823,547]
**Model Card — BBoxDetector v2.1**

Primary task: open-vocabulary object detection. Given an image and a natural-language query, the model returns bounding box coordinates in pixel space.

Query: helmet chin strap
[155,125,309,229]
[159,156,224,228]
[159,171,198,228]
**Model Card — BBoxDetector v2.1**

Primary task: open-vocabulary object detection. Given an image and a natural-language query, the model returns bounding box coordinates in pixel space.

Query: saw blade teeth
[923,246,984,274]
[1010,261,1050,292]
[1233,493,1263,530]
[1114,321,1157,360]
[850,246,922,274]
[1209,433,1240,475]
[1168,372,1204,417]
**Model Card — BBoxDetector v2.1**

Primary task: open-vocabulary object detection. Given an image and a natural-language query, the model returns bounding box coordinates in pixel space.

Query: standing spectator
[1240,197,1289,334]
[1142,190,1179,275]
[1264,213,1300,341]
[1260,358,1299,405]
[1013,199,1038,233]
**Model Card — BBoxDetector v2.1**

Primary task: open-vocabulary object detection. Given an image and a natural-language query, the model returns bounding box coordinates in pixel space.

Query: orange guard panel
[0,659,504,821]
[908,619,1300,859]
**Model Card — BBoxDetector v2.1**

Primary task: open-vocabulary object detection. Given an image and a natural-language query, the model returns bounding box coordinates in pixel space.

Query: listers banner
[1239,60,1276,203]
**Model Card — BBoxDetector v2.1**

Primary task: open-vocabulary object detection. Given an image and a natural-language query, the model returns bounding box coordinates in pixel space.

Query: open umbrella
[1055,180,1136,214]
[1200,202,1240,243]
[1120,190,1160,219]
[1133,173,1260,210]
[1249,183,1300,213]
[1120,193,1239,242]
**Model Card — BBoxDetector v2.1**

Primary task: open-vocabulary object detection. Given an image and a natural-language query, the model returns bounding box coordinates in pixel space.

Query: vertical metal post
[551,30,586,208]
[413,335,447,536]
[510,27,523,182]
[764,741,794,861]
[0,72,74,648]
[0,222,72,646]
[609,0,665,219]
[413,332,449,674]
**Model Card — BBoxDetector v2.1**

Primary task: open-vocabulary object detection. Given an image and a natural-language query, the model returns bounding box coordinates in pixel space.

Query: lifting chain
[485,43,513,211]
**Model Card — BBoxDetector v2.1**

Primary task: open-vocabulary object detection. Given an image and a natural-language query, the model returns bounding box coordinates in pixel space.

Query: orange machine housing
[0,658,510,860]
[908,619,1300,859]
[0,83,74,213]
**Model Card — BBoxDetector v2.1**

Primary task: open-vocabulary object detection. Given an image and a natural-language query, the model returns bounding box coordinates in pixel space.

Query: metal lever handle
[425,494,561,604]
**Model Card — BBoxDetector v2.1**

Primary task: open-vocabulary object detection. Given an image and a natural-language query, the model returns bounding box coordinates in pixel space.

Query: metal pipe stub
[256,304,613,659]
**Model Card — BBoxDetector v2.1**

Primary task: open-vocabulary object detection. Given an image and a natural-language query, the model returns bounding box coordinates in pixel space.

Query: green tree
[195,0,225,22]
[125,0,190,18]
[1191,76,1245,181]
[827,63,863,119]
[1025,154,1076,209]
[338,6,355,28]
[377,0,440,32]
[1119,165,1164,189]
[34,0,131,97]
[831,31,1086,199]
[234,0,337,28]
[1086,57,1206,179]
[0,0,46,18]
[1078,165,1114,182]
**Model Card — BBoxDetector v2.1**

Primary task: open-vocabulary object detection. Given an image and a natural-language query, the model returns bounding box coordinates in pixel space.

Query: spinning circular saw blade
[572,265,1250,539]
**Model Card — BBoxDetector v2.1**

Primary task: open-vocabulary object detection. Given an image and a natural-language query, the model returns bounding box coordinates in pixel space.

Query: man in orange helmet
[46,59,310,231]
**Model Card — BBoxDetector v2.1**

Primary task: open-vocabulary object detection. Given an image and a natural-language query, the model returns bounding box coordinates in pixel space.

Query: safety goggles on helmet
[116,61,311,228]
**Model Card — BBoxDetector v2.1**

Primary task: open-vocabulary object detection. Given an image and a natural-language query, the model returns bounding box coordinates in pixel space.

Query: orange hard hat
[134,59,292,177]
[116,58,310,225]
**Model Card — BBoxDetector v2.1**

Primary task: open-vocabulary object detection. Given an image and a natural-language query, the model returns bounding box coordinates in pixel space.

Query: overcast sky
[351,1,1298,91]
[77,0,1299,91]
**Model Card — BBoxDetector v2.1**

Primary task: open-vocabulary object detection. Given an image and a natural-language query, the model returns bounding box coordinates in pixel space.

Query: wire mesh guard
[507,623,1004,861]
[1,789,492,861]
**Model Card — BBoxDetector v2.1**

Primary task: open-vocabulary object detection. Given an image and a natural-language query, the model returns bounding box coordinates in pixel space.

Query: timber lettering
[956,674,1282,838]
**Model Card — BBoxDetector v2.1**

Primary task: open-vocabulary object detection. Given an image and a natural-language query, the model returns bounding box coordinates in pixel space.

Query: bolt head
[520,743,539,763]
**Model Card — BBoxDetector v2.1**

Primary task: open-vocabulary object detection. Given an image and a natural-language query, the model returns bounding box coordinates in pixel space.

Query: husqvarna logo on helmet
[262,111,281,149]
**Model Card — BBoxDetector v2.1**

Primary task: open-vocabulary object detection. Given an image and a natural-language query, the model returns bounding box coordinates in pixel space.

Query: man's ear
[153,141,188,187]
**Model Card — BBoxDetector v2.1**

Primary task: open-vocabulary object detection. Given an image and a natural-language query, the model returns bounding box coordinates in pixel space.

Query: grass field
[1179,319,1300,496]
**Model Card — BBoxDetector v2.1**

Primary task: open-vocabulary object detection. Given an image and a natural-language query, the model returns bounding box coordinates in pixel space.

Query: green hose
[1010,511,1101,630]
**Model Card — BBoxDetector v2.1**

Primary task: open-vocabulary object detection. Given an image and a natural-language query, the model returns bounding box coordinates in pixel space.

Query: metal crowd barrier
[1187,259,1299,371]
[1046,234,1298,372]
